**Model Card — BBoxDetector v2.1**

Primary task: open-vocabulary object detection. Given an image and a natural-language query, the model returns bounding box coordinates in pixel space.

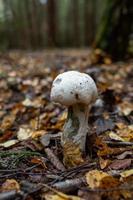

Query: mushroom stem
[62,103,90,152]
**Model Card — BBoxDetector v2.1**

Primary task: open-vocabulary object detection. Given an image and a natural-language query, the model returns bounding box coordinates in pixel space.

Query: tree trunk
[95,0,133,60]
[47,0,56,46]
[72,0,80,46]
[84,0,96,46]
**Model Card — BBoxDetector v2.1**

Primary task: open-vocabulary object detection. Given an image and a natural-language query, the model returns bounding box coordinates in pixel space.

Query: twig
[0,190,22,200]
[0,151,41,157]
[105,140,133,147]
[52,177,86,192]
[81,185,133,193]
[44,147,66,171]
[0,163,40,173]
[36,107,41,130]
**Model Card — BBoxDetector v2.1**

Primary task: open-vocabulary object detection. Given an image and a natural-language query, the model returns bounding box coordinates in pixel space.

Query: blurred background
[0,0,132,60]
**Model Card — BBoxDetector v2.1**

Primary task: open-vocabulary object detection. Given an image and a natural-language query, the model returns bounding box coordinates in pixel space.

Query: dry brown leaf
[1,114,16,131]
[86,170,119,189]
[1,179,20,192]
[118,101,133,116]
[63,141,84,167]
[31,130,47,139]
[108,159,132,170]
[99,157,111,169]
[95,137,114,157]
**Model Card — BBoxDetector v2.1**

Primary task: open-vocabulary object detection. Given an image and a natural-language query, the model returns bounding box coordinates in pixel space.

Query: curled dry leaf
[99,157,111,169]
[1,179,20,192]
[109,131,125,142]
[1,114,16,131]
[85,170,119,189]
[95,137,114,157]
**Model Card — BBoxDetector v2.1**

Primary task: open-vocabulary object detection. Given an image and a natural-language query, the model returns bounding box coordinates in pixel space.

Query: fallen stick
[44,148,66,171]
[53,177,86,192]
[105,141,133,147]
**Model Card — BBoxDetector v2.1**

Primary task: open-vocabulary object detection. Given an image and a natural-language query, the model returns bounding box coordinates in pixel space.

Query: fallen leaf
[109,131,125,142]
[1,179,20,192]
[86,170,119,189]
[99,157,111,169]
[118,101,133,116]
[108,159,132,170]
[44,193,81,200]
[116,151,133,159]
[0,139,18,147]
[63,141,84,167]
[120,169,133,178]
[31,130,47,139]
[1,114,16,131]
[17,127,32,141]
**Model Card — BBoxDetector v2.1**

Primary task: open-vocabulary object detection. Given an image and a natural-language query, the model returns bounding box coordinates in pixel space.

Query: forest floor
[0,49,133,200]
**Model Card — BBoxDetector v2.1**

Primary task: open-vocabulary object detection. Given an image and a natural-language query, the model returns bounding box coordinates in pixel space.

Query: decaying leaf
[109,131,125,142]
[17,127,32,141]
[1,114,16,131]
[118,101,133,116]
[99,157,111,169]
[1,179,20,192]
[108,159,132,170]
[44,192,81,200]
[0,139,18,147]
[95,137,114,157]
[120,169,133,178]
[85,170,119,189]
[63,141,84,167]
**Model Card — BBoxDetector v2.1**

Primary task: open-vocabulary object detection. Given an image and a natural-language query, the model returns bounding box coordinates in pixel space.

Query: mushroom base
[61,103,90,152]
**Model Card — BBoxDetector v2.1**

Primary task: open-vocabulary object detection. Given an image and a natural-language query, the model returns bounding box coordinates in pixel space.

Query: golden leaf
[86,170,119,189]
[63,141,84,168]
[1,179,20,192]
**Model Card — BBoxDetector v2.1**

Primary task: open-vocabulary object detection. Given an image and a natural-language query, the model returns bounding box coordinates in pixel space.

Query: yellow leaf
[17,127,32,141]
[31,130,47,139]
[1,179,20,192]
[63,141,84,167]
[86,170,109,189]
[44,192,81,200]
[120,169,133,178]
[109,131,125,142]
[1,114,16,131]
[99,157,111,169]
[0,139,18,147]
[86,170,119,189]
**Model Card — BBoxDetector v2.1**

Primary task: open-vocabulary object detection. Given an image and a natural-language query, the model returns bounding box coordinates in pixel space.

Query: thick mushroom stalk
[62,103,90,152]
[51,71,97,153]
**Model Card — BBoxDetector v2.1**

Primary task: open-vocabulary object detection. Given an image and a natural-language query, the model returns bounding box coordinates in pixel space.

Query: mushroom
[51,71,98,152]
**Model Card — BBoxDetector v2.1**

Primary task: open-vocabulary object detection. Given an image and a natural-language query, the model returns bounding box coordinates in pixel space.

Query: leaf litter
[0,50,132,199]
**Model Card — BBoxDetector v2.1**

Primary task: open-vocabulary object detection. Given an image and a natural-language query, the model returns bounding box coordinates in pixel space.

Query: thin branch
[44,147,66,171]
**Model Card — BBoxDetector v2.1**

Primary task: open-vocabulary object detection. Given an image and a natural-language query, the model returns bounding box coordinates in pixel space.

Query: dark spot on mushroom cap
[70,91,74,94]
[75,93,79,100]
[55,78,62,84]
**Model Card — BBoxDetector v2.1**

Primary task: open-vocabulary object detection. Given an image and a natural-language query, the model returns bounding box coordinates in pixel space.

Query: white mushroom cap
[51,71,98,106]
